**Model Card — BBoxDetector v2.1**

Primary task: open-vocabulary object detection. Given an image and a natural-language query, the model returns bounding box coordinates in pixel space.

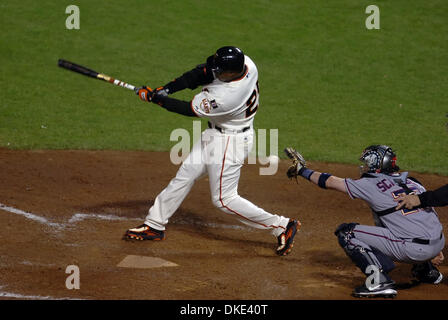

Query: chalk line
[0,285,83,300]
[0,203,64,229]
[0,202,252,231]
[68,213,136,224]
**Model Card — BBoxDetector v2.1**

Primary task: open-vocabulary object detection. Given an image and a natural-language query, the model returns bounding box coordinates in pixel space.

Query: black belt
[374,207,397,217]
[411,232,443,245]
[208,122,250,133]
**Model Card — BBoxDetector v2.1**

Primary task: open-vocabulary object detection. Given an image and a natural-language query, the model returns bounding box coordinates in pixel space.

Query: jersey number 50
[245,81,259,118]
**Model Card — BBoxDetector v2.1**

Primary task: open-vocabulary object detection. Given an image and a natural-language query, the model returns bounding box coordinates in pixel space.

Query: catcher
[285,145,445,298]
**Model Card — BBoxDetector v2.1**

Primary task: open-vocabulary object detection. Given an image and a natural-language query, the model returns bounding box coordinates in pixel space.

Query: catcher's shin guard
[334,223,395,277]
[335,223,396,298]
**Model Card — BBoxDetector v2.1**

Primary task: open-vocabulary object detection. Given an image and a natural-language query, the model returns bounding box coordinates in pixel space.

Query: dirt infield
[0,149,447,300]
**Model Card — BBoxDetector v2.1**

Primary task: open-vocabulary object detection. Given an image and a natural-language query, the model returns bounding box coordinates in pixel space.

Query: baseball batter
[285,145,445,298]
[123,46,299,256]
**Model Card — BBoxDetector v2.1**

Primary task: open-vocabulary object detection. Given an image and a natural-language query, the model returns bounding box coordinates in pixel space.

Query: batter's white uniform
[144,55,290,237]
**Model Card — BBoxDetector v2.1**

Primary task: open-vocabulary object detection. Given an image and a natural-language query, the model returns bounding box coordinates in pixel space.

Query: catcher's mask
[359,145,399,175]
[208,46,245,77]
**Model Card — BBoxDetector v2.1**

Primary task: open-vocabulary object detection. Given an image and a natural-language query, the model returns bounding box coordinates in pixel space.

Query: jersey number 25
[245,81,259,118]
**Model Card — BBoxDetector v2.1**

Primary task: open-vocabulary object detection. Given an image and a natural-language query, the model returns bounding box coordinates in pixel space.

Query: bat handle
[97,73,136,91]
[112,79,136,91]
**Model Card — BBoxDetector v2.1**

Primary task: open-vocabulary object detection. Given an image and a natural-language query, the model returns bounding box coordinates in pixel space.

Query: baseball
[268,155,279,165]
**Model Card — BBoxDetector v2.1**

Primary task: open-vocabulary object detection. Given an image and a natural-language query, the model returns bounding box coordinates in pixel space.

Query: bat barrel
[58,59,99,78]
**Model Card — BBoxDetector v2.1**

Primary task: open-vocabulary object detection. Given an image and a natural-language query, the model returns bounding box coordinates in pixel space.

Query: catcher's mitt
[284,147,306,182]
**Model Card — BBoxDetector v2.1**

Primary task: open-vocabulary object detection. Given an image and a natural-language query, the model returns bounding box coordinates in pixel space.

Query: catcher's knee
[334,222,359,248]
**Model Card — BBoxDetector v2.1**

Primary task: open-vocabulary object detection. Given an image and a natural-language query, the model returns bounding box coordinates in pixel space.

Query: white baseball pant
[144,128,289,237]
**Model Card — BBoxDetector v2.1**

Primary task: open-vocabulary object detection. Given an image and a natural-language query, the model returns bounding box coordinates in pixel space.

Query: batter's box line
[0,285,85,300]
[0,202,254,232]
[0,202,137,230]
[0,203,64,229]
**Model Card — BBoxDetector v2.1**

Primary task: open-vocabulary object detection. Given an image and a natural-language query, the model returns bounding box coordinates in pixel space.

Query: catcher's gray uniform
[285,144,444,296]
[344,172,444,265]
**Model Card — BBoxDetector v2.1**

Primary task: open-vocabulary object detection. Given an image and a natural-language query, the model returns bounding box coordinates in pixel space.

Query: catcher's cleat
[352,281,397,298]
[411,262,443,284]
[123,224,165,241]
[276,219,300,256]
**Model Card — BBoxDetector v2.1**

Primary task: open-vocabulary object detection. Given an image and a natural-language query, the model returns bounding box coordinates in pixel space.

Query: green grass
[0,0,447,174]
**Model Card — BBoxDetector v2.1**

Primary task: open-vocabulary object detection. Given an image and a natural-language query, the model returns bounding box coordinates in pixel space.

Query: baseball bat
[58,59,136,92]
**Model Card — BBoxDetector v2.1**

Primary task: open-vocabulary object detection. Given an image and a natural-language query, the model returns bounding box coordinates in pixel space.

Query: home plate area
[117,255,178,269]
[0,149,447,300]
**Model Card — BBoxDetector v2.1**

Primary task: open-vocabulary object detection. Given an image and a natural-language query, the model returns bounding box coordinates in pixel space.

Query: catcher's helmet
[210,46,245,75]
[359,145,399,174]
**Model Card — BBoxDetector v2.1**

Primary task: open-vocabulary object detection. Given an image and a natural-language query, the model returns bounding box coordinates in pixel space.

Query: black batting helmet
[359,145,399,174]
[210,46,245,75]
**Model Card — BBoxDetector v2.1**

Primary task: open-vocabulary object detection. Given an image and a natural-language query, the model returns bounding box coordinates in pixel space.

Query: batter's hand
[394,193,421,210]
[136,86,154,102]
[151,86,169,106]
[154,86,169,97]
[284,147,306,182]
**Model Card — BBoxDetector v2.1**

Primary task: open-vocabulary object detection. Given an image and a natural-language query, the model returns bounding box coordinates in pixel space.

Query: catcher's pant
[350,224,445,264]
[144,128,290,237]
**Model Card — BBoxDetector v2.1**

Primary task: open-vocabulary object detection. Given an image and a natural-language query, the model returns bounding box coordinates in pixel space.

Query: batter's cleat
[352,281,397,298]
[123,224,165,241]
[276,219,300,256]
[412,262,443,284]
